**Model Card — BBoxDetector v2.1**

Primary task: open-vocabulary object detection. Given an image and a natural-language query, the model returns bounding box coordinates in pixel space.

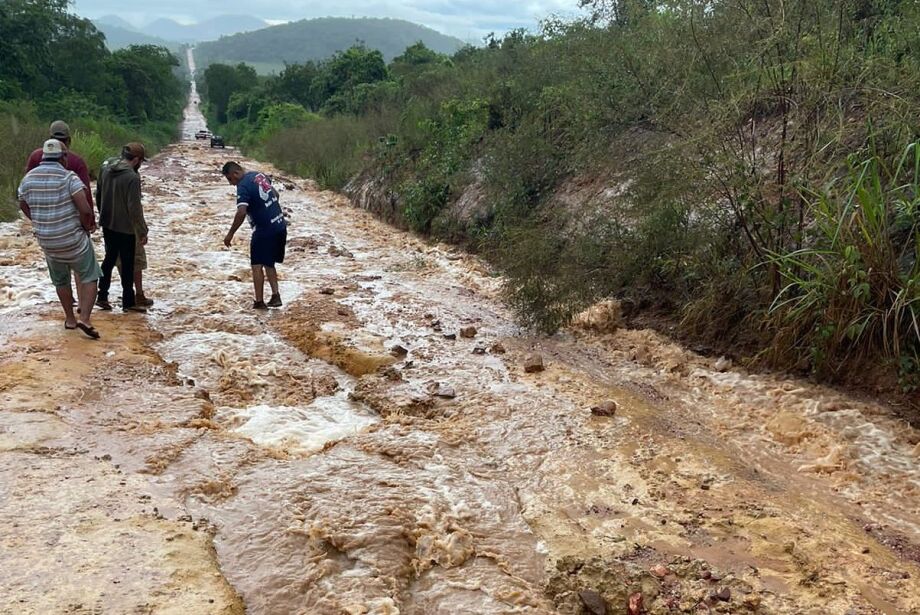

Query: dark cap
[123,142,146,161]
[49,120,70,139]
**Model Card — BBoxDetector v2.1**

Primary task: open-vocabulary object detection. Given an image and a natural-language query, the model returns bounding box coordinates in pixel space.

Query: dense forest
[203,0,920,392]
[194,17,466,74]
[0,0,186,218]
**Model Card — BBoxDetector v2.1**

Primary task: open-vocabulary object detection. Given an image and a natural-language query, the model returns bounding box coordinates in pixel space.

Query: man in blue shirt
[221,161,288,309]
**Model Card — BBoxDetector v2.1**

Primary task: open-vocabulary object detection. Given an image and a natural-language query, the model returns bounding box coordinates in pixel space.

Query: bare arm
[19,199,31,220]
[224,205,247,247]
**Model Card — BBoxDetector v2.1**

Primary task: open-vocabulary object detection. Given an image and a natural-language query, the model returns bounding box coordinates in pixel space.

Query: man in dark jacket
[95,143,148,313]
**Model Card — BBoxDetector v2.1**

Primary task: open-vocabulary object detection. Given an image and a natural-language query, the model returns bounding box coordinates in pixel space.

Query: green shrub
[766,143,920,377]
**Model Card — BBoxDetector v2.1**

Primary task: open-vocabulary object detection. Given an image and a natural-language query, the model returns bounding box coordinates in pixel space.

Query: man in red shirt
[25,120,93,208]
[25,120,95,305]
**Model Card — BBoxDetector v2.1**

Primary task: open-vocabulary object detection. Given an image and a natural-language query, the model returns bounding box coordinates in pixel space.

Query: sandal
[76,322,100,340]
[96,299,113,311]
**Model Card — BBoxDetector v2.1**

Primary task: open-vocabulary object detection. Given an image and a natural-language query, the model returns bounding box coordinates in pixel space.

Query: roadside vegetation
[0,0,186,220]
[202,0,920,392]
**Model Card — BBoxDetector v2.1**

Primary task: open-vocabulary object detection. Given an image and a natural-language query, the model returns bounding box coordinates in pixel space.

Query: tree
[309,46,388,111]
[203,62,257,123]
[274,62,319,110]
[107,45,182,121]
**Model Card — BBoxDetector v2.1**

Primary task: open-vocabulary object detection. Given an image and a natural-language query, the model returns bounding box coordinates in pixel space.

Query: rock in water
[650,564,670,578]
[490,342,507,354]
[578,590,607,615]
[591,401,618,417]
[524,353,545,373]
[714,356,732,372]
[627,592,644,615]
[460,326,478,339]
[390,344,409,358]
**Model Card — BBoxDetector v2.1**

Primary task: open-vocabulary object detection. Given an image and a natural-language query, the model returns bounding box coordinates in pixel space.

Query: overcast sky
[72,0,587,41]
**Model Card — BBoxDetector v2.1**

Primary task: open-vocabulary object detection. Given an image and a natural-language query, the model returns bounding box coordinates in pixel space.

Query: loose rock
[490,342,507,354]
[650,564,670,578]
[627,592,643,615]
[460,326,478,339]
[524,353,545,373]
[390,344,409,358]
[425,382,456,399]
[591,401,618,417]
[472,346,487,355]
[319,287,335,295]
[577,589,607,615]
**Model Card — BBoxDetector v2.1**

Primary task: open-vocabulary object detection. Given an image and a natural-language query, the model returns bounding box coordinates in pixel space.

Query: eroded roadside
[0,91,918,614]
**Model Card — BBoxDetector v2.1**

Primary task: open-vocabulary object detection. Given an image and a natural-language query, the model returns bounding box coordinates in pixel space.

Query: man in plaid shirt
[18,139,101,339]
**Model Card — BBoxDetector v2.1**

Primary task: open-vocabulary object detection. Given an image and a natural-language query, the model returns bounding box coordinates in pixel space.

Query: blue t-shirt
[236,171,286,235]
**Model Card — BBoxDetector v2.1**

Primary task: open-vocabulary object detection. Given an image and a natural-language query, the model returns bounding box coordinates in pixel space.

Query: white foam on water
[228,393,378,454]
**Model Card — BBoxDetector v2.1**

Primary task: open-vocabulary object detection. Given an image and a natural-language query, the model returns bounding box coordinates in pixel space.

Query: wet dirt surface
[1,63,919,614]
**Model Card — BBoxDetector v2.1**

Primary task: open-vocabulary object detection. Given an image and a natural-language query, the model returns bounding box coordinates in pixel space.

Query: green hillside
[194,17,465,73]
[93,21,177,51]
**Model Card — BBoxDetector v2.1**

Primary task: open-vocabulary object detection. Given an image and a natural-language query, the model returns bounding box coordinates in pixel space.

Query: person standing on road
[221,161,287,310]
[99,154,154,308]
[26,120,95,306]
[18,139,101,339]
[95,143,149,313]
[25,120,94,208]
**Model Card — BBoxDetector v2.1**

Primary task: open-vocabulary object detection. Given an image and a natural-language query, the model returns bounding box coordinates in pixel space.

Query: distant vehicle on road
[195,130,210,140]
[210,135,225,148]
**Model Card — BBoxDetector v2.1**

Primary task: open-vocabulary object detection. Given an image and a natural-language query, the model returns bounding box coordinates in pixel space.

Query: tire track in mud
[0,90,918,613]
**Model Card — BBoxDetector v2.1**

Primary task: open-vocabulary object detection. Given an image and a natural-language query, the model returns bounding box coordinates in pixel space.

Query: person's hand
[223,233,233,248]
[141,235,148,246]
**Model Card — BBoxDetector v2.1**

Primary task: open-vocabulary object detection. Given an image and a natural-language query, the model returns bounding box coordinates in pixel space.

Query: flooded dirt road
[1,81,919,614]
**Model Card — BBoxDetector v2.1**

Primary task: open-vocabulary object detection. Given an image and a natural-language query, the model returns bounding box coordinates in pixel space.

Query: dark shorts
[250,229,286,267]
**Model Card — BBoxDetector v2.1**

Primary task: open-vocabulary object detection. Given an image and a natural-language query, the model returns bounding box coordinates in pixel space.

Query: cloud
[72,0,586,40]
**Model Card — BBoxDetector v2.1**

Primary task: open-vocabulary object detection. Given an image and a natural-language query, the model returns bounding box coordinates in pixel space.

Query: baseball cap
[49,120,70,139]
[123,142,146,161]
[42,138,66,159]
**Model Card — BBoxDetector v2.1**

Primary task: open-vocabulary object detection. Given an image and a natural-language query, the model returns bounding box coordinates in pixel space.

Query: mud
[0,57,918,614]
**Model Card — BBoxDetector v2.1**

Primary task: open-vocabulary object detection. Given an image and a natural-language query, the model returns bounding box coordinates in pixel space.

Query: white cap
[42,138,65,159]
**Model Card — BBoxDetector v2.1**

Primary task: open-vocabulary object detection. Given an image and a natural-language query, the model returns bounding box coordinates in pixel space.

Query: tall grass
[263,110,398,189]
[0,101,178,221]
[767,144,920,384]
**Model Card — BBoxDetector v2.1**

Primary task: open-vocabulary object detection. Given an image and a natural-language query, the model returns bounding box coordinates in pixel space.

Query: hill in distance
[90,14,268,49]
[194,17,467,74]
[92,19,177,50]
[146,15,270,44]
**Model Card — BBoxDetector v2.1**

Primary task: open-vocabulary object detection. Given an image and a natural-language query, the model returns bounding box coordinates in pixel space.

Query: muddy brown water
[0,72,918,614]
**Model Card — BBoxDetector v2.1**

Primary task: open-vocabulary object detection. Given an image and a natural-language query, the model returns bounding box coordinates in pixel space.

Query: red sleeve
[70,154,95,209]
[24,149,42,173]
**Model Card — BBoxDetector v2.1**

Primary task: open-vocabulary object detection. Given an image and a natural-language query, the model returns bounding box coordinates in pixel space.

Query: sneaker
[253,300,269,310]
[267,294,283,308]
[96,298,113,311]
[123,305,148,313]
[136,295,155,307]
